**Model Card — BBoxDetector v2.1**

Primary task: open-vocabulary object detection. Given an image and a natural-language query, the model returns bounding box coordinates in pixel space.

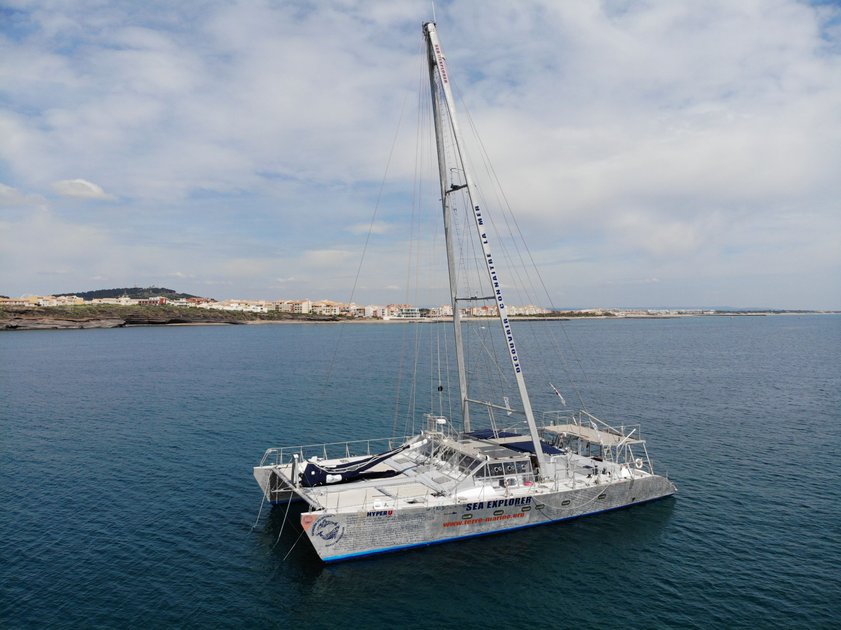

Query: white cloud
[0,183,43,207]
[301,249,355,269]
[346,221,392,235]
[0,207,111,289]
[0,1,838,308]
[51,178,114,200]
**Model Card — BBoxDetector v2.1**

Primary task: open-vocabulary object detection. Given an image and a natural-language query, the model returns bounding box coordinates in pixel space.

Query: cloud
[0,183,43,207]
[0,1,838,308]
[301,249,355,269]
[0,206,112,291]
[346,221,392,235]
[51,179,114,200]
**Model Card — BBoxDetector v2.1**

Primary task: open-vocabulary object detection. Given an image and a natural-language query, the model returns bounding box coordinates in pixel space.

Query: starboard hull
[300,474,676,562]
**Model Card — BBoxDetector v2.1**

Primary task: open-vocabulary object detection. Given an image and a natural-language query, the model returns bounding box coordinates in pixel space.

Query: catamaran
[253,21,676,562]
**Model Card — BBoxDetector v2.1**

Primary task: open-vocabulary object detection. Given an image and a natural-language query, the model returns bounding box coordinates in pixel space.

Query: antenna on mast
[431,1,437,23]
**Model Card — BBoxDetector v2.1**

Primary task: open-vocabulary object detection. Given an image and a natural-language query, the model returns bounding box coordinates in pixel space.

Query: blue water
[2,316,839,628]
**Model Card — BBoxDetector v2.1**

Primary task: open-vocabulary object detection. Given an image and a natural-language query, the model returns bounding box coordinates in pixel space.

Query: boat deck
[261,447,648,514]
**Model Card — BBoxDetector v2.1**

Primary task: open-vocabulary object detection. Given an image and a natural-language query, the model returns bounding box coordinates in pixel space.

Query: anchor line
[250,488,267,532]
[283,529,306,561]
[271,493,294,551]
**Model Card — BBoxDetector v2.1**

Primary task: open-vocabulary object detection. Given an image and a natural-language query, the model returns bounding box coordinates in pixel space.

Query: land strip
[0,305,338,330]
[1,304,833,331]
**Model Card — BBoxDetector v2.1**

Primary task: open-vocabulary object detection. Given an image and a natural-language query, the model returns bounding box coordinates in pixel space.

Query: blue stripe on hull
[321,493,675,563]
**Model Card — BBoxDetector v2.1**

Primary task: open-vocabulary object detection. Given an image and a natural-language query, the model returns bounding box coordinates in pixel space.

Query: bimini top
[543,423,644,447]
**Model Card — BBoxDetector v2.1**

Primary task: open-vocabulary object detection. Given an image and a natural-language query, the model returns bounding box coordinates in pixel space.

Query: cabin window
[457,455,478,474]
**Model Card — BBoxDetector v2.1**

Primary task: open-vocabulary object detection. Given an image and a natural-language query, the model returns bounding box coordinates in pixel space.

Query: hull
[300,474,675,562]
[254,466,300,504]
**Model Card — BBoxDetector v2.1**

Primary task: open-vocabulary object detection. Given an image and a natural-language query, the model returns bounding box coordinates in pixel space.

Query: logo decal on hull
[312,517,345,547]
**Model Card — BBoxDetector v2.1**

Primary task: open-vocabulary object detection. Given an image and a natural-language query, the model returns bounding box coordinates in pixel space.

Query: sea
[1,315,839,628]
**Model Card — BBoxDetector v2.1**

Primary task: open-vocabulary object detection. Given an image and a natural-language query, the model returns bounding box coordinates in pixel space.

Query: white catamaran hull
[255,463,675,562]
[304,477,673,562]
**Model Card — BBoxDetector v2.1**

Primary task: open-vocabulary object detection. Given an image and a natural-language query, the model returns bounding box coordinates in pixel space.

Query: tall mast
[424,23,471,432]
[422,22,547,472]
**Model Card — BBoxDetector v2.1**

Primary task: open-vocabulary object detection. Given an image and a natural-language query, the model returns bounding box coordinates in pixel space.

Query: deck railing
[540,409,642,443]
[538,409,653,470]
[258,435,414,467]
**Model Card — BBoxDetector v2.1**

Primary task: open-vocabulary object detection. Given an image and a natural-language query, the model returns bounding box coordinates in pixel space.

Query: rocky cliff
[2,316,127,330]
[0,305,334,330]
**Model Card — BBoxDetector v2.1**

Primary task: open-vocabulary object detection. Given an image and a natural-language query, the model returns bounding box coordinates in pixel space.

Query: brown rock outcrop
[0,317,127,330]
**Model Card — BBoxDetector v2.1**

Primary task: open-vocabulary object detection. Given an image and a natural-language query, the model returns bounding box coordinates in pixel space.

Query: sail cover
[299,444,410,487]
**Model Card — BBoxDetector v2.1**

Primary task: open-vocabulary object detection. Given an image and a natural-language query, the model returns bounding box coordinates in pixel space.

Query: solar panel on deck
[467,430,520,440]
[502,441,564,456]
[466,430,563,456]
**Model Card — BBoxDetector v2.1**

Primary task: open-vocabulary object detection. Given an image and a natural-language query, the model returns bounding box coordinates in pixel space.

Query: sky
[1,0,840,309]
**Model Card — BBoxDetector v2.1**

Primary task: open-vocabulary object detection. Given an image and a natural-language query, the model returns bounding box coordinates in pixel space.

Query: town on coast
[1,289,832,331]
[0,293,552,318]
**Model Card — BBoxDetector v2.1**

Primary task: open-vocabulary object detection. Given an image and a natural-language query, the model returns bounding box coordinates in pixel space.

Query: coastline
[1,307,835,331]
[0,305,337,331]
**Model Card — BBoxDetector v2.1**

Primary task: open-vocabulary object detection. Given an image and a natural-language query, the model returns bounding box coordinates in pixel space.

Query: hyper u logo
[366,510,394,517]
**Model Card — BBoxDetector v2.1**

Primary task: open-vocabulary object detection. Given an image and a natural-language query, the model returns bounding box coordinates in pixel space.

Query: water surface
[2,315,839,628]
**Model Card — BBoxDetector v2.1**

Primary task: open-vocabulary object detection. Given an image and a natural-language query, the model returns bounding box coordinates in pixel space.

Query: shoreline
[2,310,835,331]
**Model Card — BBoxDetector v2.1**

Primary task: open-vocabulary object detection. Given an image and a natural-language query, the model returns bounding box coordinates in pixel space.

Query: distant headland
[0,286,835,331]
